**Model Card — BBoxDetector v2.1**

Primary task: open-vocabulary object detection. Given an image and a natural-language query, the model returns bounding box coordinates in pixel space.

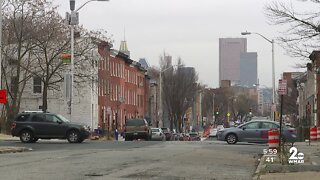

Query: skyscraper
[219,38,247,86]
[240,52,257,87]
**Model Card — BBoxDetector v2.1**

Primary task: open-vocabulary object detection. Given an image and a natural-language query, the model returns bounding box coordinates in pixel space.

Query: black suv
[11,111,90,143]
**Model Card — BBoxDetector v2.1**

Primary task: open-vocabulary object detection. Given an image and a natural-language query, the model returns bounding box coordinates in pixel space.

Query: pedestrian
[114,129,119,141]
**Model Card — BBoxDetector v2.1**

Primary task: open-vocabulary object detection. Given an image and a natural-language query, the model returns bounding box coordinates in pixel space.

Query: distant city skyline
[219,38,247,86]
[54,0,307,88]
[240,52,258,87]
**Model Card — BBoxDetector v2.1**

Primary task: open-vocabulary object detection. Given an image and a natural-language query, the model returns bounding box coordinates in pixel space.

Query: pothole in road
[85,173,104,177]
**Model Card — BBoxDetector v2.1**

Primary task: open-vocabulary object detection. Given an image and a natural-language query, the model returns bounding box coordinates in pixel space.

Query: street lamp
[241,31,276,121]
[159,65,182,128]
[67,0,109,121]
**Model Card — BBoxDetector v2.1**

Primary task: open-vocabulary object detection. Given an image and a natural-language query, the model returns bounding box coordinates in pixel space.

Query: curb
[0,147,33,154]
[252,154,265,180]
[252,153,320,180]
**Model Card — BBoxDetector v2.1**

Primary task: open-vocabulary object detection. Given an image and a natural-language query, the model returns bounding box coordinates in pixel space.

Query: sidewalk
[254,141,320,180]
[0,133,19,141]
[0,134,32,154]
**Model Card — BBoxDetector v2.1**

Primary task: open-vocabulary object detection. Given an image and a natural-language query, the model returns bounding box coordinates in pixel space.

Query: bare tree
[265,1,320,65]
[1,0,48,133]
[202,88,214,124]
[0,0,109,133]
[161,55,198,132]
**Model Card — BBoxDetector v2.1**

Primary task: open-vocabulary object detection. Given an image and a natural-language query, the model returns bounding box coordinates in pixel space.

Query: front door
[45,114,69,138]
[241,122,261,142]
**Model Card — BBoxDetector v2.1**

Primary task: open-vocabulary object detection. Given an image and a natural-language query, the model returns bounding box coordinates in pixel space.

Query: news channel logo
[288,147,304,164]
[263,147,304,164]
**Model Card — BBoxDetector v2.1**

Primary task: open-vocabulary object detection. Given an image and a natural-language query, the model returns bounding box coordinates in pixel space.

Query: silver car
[217,120,297,144]
[151,128,166,141]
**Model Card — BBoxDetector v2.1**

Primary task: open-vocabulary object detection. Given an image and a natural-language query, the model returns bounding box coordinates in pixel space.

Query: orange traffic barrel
[310,127,317,141]
[268,129,279,149]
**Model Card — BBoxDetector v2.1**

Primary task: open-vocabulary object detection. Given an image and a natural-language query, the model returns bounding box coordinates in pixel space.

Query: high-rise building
[240,52,257,87]
[219,38,247,86]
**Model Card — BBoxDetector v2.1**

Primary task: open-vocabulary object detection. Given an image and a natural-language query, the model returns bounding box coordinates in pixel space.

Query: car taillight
[144,126,148,131]
[11,122,16,129]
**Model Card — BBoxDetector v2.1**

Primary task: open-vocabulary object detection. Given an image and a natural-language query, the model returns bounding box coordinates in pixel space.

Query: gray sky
[54,0,311,88]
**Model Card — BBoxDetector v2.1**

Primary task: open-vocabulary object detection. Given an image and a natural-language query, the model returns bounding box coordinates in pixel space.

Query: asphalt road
[0,138,268,180]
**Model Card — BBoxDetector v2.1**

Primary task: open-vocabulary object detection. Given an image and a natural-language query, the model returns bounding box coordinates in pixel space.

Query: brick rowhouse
[97,41,149,133]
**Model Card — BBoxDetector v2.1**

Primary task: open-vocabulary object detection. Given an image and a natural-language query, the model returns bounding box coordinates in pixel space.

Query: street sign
[61,53,71,64]
[0,90,7,104]
[278,79,287,95]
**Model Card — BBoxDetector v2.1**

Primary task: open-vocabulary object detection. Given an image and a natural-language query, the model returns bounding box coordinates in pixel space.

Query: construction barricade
[310,127,317,141]
[317,127,320,141]
[268,129,279,149]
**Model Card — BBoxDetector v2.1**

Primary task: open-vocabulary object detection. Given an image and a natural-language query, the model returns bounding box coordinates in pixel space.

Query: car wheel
[67,130,80,143]
[20,130,34,143]
[226,133,237,144]
[31,138,39,143]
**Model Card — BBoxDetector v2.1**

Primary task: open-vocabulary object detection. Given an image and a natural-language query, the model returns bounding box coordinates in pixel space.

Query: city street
[0,138,266,180]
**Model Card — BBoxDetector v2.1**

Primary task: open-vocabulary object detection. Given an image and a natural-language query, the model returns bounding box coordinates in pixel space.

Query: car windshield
[126,119,145,126]
[57,114,70,123]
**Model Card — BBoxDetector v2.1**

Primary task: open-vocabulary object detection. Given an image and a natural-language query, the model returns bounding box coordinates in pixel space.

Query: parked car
[179,133,191,141]
[217,120,297,144]
[124,118,152,141]
[189,132,201,141]
[161,127,172,141]
[209,128,218,137]
[209,125,224,137]
[11,111,90,143]
[171,129,179,141]
[151,128,166,141]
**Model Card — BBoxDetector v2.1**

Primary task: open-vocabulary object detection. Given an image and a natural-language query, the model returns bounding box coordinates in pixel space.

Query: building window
[33,76,42,94]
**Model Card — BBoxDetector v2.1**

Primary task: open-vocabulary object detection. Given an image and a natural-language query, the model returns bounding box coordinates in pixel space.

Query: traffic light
[215,107,220,116]
[249,108,252,115]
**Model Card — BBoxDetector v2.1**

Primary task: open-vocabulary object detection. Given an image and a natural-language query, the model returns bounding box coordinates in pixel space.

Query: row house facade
[16,38,149,133]
[293,50,320,140]
[296,51,320,128]
[97,41,149,133]
[18,40,101,129]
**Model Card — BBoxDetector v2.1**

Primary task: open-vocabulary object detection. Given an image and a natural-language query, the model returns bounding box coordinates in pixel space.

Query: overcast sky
[54,0,313,88]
